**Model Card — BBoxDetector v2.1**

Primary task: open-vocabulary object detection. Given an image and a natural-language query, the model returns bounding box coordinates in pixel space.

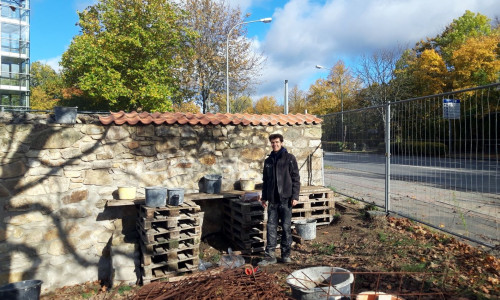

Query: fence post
[385,103,391,213]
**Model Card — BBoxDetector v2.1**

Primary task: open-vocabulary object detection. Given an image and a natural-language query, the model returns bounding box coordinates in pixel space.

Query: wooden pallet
[141,258,199,284]
[292,215,333,227]
[142,238,199,255]
[140,242,200,266]
[222,222,266,241]
[137,212,203,230]
[137,222,202,245]
[139,201,201,219]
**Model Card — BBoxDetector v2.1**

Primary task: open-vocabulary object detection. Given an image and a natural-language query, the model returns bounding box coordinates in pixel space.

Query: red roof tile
[99,111,322,126]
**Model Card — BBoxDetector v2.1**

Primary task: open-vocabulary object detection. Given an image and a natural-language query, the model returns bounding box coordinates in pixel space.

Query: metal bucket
[286,267,353,300]
[295,219,317,240]
[167,188,184,206]
[145,187,167,207]
[203,174,222,194]
[0,280,43,300]
[54,106,77,124]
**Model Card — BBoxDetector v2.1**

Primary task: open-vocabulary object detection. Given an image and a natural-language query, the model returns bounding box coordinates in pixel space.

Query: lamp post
[226,17,272,113]
[316,64,344,143]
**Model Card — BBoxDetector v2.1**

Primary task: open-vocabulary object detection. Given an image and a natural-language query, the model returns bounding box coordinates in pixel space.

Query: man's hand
[292,199,298,207]
[260,200,267,208]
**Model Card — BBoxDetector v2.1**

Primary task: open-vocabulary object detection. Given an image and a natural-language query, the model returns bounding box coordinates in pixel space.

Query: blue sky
[31,0,500,106]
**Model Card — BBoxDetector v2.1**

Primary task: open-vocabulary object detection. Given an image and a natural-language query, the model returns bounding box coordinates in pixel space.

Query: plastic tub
[118,186,136,200]
[167,188,184,206]
[295,219,317,240]
[145,187,167,207]
[54,106,77,124]
[286,267,353,300]
[0,280,43,300]
[239,178,255,191]
[203,174,222,194]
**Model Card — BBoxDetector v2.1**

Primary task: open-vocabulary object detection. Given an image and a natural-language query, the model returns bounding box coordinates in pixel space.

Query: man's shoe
[281,257,292,263]
[258,255,277,266]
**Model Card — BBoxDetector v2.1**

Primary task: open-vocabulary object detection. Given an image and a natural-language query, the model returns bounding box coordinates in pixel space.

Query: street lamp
[226,17,272,113]
[316,64,344,143]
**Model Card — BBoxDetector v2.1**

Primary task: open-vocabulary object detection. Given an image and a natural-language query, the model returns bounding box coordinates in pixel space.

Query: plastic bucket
[203,174,222,194]
[286,267,353,300]
[54,106,77,124]
[0,280,43,300]
[167,188,184,206]
[295,219,317,240]
[239,178,255,191]
[145,187,167,207]
[118,186,136,200]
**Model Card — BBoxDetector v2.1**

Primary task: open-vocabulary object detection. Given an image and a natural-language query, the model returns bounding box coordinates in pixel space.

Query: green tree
[29,62,63,110]
[181,0,266,113]
[435,10,492,63]
[61,0,197,112]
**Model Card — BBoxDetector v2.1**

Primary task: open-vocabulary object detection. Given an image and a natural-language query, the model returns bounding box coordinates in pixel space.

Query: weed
[401,262,427,272]
[377,232,387,242]
[364,203,378,211]
[311,242,336,255]
[117,285,132,295]
[345,198,358,205]
[327,186,337,192]
[210,252,221,264]
[332,213,341,224]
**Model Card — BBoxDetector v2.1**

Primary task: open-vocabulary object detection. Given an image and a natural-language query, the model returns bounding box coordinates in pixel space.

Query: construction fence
[321,83,499,248]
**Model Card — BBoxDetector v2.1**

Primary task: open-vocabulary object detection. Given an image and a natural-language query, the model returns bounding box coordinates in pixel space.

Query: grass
[311,242,336,255]
[117,285,132,295]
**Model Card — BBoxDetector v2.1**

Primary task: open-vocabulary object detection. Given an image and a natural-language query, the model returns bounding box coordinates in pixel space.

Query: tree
[29,62,63,110]
[450,34,500,88]
[61,0,197,112]
[288,85,308,114]
[181,0,266,113]
[435,10,492,63]
[253,96,282,114]
[411,49,448,95]
[357,47,408,106]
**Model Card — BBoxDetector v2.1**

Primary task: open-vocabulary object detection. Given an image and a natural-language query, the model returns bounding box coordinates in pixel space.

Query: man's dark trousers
[265,197,293,258]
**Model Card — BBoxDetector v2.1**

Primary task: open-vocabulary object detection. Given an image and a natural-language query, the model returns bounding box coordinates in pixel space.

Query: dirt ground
[41,198,499,299]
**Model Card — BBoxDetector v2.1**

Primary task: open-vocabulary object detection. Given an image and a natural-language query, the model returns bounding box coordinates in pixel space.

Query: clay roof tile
[98,111,322,126]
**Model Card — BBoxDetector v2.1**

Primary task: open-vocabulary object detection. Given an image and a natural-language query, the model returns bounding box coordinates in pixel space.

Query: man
[259,133,300,265]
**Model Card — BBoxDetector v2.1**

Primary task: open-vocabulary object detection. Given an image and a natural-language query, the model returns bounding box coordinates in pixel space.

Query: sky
[31,0,500,106]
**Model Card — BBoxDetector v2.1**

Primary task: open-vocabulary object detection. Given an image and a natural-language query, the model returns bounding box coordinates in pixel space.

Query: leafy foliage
[61,0,197,112]
[29,62,63,110]
[181,0,265,113]
[253,96,282,114]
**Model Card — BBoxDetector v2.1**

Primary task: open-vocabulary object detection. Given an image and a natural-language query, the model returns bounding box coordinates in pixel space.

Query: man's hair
[269,133,284,142]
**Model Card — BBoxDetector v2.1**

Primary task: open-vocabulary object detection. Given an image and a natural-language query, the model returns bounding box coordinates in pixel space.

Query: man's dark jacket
[261,147,300,202]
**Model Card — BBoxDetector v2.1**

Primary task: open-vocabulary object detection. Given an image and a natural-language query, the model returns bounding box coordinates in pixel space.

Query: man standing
[259,133,300,265]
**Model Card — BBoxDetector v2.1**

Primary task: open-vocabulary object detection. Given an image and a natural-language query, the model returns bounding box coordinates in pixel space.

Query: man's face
[270,138,282,152]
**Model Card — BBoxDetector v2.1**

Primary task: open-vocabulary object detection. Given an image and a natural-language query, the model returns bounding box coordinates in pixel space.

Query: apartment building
[0,0,29,111]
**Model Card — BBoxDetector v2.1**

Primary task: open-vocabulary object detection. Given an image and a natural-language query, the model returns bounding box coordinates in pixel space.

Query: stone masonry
[0,112,323,292]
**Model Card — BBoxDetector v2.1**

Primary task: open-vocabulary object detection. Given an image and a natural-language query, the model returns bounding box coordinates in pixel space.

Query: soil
[41,198,499,299]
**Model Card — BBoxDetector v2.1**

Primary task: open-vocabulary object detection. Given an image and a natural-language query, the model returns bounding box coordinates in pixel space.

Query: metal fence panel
[322,84,499,247]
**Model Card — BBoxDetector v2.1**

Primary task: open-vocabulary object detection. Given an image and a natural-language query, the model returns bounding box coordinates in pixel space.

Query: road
[323,152,499,247]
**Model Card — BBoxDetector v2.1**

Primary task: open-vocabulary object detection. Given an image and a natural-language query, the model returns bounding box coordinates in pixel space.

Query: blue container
[0,280,43,300]
[167,188,184,206]
[203,174,222,194]
[145,187,167,207]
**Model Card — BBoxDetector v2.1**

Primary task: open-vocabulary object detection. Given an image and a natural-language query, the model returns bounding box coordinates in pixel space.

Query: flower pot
[145,187,167,207]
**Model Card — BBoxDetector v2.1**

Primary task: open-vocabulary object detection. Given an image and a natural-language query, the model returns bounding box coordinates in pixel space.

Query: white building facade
[0,0,29,111]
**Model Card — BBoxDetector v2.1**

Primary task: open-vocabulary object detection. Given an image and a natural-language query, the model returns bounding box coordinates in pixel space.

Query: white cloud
[251,0,500,104]
[39,57,62,73]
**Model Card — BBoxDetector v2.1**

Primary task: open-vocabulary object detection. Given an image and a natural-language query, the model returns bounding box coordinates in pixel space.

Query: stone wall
[0,112,323,292]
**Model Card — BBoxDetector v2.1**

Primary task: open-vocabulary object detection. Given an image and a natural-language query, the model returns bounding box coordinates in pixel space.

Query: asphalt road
[323,151,499,247]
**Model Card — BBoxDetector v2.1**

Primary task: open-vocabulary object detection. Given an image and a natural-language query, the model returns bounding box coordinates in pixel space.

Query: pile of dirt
[41,199,499,299]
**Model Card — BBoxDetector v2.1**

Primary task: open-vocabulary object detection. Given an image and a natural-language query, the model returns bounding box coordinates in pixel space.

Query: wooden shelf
[106,190,259,207]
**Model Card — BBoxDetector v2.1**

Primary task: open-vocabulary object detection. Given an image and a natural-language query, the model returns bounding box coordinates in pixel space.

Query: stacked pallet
[136,201,203,284]
[293,186,335,226]
[222,197,267,254]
